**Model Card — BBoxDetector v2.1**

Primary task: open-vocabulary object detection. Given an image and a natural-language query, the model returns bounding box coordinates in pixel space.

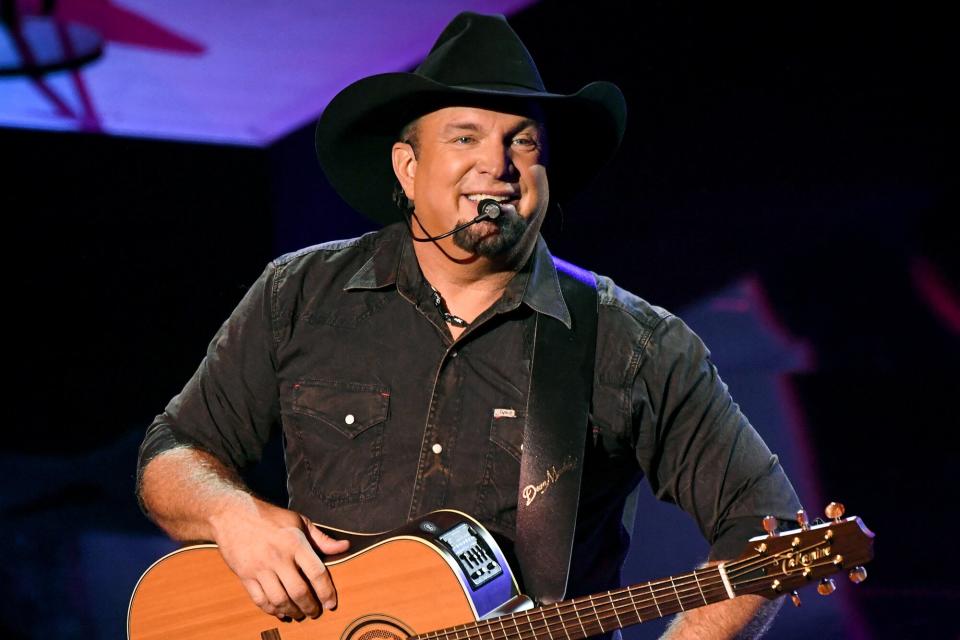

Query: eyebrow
[440,119,542,136]
[441,122,481,134]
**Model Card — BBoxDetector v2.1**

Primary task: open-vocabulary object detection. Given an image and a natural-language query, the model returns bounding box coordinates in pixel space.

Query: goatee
[452,208,528,258]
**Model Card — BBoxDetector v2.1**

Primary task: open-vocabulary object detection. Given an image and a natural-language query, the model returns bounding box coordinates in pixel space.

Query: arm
[137,263,346,620]
[140,446,349,620]
[661,580,782,639]
[632,315,801,636]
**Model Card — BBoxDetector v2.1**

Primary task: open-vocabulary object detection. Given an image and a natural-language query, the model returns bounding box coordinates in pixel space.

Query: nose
[475,139,515,179]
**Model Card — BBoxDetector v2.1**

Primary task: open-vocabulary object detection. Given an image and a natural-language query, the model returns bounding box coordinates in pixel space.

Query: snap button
[344,414,355,425]
[432,443,443,454]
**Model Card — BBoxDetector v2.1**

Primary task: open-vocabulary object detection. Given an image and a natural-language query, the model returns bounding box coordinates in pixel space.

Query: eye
[453,135,476,144]
[512,136,539,149]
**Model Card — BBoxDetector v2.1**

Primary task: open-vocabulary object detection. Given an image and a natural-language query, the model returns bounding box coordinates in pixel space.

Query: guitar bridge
[438,523,503,590]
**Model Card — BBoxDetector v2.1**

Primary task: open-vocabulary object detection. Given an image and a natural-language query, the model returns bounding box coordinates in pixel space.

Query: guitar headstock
[727,502,875,605]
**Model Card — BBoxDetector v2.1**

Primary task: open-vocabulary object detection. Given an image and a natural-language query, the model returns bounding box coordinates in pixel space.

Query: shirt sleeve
[631,314,802,561]
[136,262,282,491]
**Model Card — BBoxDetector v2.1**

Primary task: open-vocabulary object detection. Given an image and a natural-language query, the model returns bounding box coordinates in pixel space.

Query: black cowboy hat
[315,11,626,225]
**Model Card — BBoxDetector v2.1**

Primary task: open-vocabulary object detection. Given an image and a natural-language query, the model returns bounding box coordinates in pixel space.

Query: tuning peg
[848,566,868,584]
[762,515,779,537]
[817,578,837,596]
[796,509,810,531]
[825,502,845,523]
[790,591,802,607]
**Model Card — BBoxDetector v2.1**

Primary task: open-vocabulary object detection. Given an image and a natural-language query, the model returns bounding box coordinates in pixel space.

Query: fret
[627,585,643,623]
[497,615,509,640]
[648,582,663,617]
[669,576,684,611]
[692,569,708,605]
[588,594,605,634]
[505,611,524,640]
[571,597,589,639]
[540,606,555,640]
[607,590,623,628]
[555,604,572,640]
[524,611,538,640]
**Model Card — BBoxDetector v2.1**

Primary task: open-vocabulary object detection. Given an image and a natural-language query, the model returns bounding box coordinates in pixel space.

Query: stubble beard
[451,208,528,258]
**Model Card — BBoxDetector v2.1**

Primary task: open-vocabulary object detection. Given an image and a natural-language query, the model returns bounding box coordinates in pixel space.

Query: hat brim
[315,72,626,225]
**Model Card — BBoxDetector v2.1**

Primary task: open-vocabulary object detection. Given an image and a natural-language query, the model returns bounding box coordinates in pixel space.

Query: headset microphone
[477,198,502,221]
[411,198,504,243]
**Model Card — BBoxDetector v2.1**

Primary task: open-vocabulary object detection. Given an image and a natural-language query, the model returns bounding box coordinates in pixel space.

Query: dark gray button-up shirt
[138,222,799,596]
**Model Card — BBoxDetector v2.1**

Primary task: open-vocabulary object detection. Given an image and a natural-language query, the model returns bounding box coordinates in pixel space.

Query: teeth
[466,194,513,202]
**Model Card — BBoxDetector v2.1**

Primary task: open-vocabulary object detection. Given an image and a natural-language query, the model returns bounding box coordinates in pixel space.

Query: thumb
[304,519,351,555]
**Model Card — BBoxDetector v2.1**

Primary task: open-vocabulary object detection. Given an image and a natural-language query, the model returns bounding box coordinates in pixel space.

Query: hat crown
[415,12,546,92]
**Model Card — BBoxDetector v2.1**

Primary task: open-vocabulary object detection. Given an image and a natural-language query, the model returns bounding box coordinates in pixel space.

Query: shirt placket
[406,340,462,519]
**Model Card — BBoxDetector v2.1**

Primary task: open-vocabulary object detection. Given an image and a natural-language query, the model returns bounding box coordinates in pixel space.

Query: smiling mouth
[464,193,519,204]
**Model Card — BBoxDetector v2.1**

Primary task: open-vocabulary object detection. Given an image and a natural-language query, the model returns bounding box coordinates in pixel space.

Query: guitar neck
[415,566,731,640]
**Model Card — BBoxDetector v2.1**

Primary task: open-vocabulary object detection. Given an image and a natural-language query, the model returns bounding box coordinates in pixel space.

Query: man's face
[393,106,549,260]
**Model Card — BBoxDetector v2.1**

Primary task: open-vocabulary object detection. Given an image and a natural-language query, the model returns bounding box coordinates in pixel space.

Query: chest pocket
[474,410,524,529]
[290,380,389,509]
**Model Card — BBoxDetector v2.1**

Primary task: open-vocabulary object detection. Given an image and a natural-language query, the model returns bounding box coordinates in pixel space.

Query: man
[137,12,800,639]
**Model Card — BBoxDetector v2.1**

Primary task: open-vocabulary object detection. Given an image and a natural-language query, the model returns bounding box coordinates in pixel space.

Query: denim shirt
[137,222,799,597]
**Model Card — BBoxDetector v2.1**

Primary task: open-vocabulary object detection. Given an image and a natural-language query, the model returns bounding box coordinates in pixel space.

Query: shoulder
[260,224,404,326]
[594,273,672,345]
[273,227,383,272]
[269,224,401,287]
[589,272,710,379]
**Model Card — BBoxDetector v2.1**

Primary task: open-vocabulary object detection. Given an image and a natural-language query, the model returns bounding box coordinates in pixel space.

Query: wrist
[206,487,262,542]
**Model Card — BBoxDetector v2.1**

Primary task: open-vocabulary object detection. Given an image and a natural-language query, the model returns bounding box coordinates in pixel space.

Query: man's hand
[139,448,349,622]
[211,501,350,621]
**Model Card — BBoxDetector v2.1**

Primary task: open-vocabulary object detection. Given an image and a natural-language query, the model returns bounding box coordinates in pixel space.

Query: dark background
[1,1,954,638]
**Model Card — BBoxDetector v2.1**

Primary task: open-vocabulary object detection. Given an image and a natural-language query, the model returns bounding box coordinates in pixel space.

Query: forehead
[417,106,544,133]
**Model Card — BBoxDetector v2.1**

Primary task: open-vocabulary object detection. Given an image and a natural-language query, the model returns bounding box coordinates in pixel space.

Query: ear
[392,142,418,202]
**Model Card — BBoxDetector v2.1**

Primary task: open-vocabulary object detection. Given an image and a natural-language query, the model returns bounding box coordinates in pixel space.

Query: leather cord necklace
[430,285,468,328]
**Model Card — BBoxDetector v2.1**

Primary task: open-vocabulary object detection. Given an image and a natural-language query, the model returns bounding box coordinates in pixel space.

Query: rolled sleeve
[136,262,282,484]
[632,315,801,561]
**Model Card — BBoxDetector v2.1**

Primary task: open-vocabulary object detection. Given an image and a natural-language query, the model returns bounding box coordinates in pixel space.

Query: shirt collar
[344,223,572,329]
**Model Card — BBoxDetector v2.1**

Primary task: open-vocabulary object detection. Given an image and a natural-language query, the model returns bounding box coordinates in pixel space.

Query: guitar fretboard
[414,566,730,640]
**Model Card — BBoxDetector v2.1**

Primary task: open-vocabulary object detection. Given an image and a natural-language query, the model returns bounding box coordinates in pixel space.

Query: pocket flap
[292,380,390,438]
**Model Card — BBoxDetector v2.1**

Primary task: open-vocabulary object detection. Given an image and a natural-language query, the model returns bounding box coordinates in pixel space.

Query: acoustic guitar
[127,502,873,640]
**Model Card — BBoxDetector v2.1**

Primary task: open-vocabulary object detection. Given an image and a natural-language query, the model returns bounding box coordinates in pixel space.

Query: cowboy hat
[315,11,626,225]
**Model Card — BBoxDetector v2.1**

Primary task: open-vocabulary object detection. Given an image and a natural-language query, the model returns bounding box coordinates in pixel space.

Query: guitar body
[128,510,522,640]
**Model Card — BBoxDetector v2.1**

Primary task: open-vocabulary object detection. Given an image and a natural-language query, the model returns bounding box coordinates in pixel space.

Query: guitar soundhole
[359,629,403,640]
[342,615,412,640]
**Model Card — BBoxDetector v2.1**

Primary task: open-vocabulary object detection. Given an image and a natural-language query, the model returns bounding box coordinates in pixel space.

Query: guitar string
[412,579,730,640]
[416,545,831,640]
[418,555,841,640]
[412,539,842,640]
[414,535,843,640]
[415,555,847,640]
[437,527,840,640]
